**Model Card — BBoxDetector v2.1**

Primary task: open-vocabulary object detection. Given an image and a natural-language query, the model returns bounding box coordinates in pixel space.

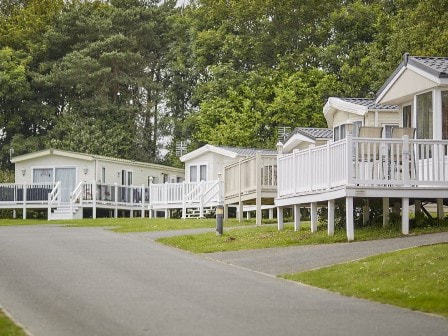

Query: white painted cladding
[184,151,239,182]
[14,153,184,186]
[381,69,437,105]
[15,155,95,185]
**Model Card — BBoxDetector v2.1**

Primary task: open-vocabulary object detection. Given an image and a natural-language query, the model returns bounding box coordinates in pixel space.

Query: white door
[55,168,76,202]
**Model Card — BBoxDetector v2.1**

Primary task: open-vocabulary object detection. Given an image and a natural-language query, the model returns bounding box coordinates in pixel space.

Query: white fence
[0,183,56,204]
[278,135,448,198]
[224,153,277,199]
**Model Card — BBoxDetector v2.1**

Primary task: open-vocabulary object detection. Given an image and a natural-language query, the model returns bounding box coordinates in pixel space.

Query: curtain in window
[417,92,433,139]
[33,168,53,183]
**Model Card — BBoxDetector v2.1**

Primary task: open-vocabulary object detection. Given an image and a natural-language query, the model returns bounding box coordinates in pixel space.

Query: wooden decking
[224,153,277,224]
[275,135,448,240]
[0,180,223,220]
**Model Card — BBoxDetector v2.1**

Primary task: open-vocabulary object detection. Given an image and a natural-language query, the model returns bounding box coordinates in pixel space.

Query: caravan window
[33,168,53,183]
[200,165,207,181]
[442,91,448,139]
[416,91,433,139]
[403,105,412,128]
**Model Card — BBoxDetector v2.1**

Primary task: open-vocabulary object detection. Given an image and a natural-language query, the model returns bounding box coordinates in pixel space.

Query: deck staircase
[47,181,83,221]
[48,203,82,220]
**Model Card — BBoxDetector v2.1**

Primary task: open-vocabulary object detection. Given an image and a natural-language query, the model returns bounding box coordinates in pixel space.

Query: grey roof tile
[339,98,398,110]
[377,54,448,98]
[410,56,448,78]
[218,146,277,156]
[284,127,333,143]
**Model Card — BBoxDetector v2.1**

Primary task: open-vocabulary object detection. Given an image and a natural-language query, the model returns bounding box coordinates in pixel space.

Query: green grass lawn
[282,243,448,318]
[156,221,448,253]
[0,310,27,336]
[0,217,262,232]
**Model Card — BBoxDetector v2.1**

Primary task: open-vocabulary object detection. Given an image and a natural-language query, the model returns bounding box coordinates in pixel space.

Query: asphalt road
[0,226,447,336]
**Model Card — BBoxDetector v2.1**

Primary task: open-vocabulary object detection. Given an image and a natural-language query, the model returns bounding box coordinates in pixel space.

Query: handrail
[48,181,61,219]
[48,181,61,205]
[71,181,84,204]
[202,180,220,205]
[184,180,205,203]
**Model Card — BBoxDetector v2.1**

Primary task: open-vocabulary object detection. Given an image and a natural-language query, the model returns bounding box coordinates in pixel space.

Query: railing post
[238,159,242,222]
[141,184,145,218]
[255,152,262,226]
[164,182,168,204]
[22,184,27,219]
[93,181,97,219]
[182,181,186,219]
[346,135,353,185]
[129,185,133,218]
[47,193,51,220]
[199,181,204,218]
[70,192,73,217]
[293,149,298,194]
[149,177,153,218]
[327,141,331,189]
[402,135,410,187]
[308,145,315,191]
[80,182,84,208]
[114,183,118,218]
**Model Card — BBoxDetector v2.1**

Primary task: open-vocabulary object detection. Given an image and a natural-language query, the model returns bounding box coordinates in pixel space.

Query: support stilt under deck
[402,197,409,235]
[238,202,243,222]
[277,207,284,231]
[415,200,421,215]
[269,208,274,219]
[362,200,369,225]
[310,202,318,233]
[346,197,354,241]
[382,197,389,227]
[293,204,301,231]
[437,198,444,220]
[328,199,335,236]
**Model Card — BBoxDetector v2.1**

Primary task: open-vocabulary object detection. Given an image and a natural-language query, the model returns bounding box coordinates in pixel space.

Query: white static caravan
[276,54,448,241]
[6,149,184,219]
[323,98,400,139]
[180,145,278,224]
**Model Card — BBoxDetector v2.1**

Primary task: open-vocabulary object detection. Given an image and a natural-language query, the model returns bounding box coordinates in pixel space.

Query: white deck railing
[278,135,448,198]
[0,182,56,204]
[224,153,277,199]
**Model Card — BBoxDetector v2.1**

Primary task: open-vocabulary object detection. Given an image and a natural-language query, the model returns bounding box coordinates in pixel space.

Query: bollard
[216,204,224,236]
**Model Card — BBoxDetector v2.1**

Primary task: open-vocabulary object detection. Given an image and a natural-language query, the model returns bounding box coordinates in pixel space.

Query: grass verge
[0,217,263,232]
[156,222,448,253]
[281,243,448,318]
[0,309,27,336]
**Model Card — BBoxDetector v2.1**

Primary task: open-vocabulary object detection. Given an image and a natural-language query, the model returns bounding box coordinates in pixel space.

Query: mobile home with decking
[275,54,448,240]
[3,149,184,219]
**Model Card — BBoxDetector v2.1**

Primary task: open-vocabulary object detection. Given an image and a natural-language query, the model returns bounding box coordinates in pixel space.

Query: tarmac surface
[0,225,447,336]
